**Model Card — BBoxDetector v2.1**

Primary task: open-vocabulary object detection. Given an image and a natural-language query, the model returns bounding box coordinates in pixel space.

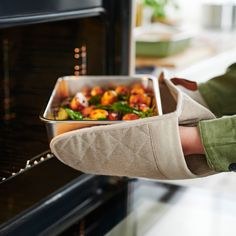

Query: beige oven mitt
[170,77,209,108]
[50,79,216,180]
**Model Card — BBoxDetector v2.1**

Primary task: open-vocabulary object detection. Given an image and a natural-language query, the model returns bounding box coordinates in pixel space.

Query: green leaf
[89,95,101,105]
[111,102,143,117]
[95,104,113,111]
[97,118,108,121]
[111,102,133,113]
[117,94,129,101]
[143,0,179,18]
[64,108,83,120]
[143,108,154,118]
[96,102,154,119]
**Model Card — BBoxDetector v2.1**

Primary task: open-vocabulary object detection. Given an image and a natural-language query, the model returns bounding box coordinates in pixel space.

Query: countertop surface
[106,179,236,236]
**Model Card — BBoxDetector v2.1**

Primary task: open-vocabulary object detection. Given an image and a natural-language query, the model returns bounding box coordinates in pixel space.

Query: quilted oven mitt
[50,78,216,180]
[170,77,209,108]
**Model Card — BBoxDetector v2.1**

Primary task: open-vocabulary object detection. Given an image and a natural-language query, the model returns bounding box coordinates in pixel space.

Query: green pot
[136,38,191,57]
[135,24,193,58]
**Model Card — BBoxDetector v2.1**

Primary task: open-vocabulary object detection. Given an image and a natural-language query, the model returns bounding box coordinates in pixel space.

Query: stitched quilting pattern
[55,123,159,178]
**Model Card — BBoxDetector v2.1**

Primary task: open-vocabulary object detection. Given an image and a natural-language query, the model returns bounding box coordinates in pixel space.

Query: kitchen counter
[135,27,236,76]
[105,179,236,236]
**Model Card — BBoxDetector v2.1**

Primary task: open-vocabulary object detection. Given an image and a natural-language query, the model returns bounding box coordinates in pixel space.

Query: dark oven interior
[0,17,107,178]
[0,0,132,181]
[0,0,132,232]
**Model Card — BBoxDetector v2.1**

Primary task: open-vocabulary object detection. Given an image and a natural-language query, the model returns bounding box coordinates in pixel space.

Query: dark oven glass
[0,17,105,175]
[0,0,132,180]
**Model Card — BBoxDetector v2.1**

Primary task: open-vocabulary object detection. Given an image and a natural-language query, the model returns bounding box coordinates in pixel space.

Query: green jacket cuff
[198,116,236,172]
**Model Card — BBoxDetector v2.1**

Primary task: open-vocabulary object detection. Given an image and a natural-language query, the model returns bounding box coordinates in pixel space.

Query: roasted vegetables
[70,92,88,111]
[64,108,83,120]
[53,83,156,121]
[122,113,139,120]
[55,108,69,120]
[101,90,118,105]
[89,109,108,120]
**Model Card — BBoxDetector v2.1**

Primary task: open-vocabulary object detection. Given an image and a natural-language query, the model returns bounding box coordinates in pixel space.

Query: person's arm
[179,126,204,156]
[198,63,236,117]
[172,63,236,117]
[179,116,236,172]
[179,63,236,172]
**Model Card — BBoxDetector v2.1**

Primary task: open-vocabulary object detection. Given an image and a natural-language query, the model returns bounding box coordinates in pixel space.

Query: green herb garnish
[97,118,108,121]
[95,102,154,119]
[89,95,101,105]
[64,108,83,120]
[117,94,129,101]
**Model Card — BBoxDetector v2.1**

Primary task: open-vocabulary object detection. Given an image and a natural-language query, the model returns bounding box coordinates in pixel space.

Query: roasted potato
[55,108,69,120]
[129,94,151,106]
[101,90,118,105]
[130,83,145,95]
[89,109,108,120]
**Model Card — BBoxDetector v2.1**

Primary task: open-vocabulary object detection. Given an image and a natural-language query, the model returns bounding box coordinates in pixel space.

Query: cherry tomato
[115,85,129,95]
[108,112,119,120]
[82,106,94,117]
[122,113,139,120]
[91,86,103,96]
[138,104,149,112]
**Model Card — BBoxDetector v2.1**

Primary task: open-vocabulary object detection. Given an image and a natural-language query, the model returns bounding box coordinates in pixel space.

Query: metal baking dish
[40,75,162,140]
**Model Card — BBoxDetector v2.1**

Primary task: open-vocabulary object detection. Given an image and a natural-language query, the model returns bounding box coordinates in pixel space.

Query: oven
[0,0,133,235]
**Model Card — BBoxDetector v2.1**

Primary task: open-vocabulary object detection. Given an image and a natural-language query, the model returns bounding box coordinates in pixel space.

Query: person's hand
[179,126,205,156]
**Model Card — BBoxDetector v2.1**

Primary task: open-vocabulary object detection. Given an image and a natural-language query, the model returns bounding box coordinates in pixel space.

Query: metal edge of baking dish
[39,75,163,141]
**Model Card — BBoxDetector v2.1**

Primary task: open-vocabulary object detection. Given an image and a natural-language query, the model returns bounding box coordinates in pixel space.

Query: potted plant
[143,0,179,25]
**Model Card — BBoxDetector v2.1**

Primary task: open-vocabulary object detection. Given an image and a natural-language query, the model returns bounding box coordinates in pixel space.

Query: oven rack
[0,151,54,184]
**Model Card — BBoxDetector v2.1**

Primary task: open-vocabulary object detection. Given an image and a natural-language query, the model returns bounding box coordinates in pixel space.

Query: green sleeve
[198,63,236,117]
[198,115,236,172]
